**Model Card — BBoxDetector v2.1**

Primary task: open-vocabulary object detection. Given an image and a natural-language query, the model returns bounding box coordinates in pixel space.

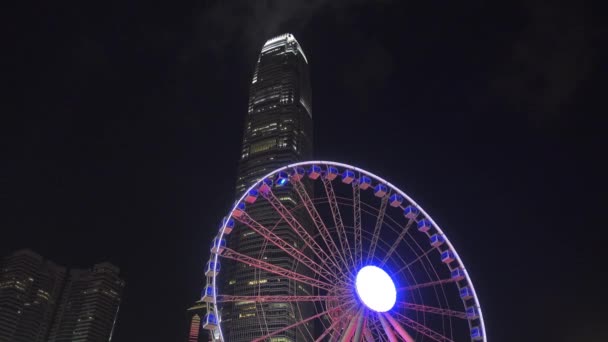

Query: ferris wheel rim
[209,160,487,342]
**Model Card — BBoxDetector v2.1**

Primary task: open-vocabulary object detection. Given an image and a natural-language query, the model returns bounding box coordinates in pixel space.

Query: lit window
[279,196,296,205]
[250,139,277,154]
[248,279,268,286]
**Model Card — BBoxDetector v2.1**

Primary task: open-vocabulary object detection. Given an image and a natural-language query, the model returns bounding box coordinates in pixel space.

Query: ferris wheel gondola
[202,161,486,342]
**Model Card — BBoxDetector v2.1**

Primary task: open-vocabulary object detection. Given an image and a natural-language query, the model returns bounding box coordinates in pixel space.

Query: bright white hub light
[355,266,396,312]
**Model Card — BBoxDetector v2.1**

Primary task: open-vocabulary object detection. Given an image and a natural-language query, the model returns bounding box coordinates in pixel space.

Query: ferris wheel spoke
[314,304,359,342]
[234,212,339,283]
[396,302,467,319]
[208,162,486,342]
[313,320,341,342]
[353,182,363,269]
[396,244,438,275]
[251,302,349,342]
[382,313,415,342]
[217,295,345,303]
[392,312,454,342]
[366,194,390,264]
[397,278,456,292]
[260,188,347,278]
[221,248,333,291]
[291,180,350,278]
[377,312,398,342]
[321,176,356,270]
[379,218,415,267]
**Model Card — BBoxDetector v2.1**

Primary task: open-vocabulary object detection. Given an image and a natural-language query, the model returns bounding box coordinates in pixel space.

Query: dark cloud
[179,0,396,109]
[341,39,393,109]
[491,1,596,125]
[186,0,393,60]
[187,1,324,58]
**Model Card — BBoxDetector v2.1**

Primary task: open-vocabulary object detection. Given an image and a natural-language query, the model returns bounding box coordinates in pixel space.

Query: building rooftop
[261,33,308,64]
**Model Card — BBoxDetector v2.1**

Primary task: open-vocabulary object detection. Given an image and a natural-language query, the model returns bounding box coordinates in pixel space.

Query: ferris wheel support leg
[363,326,374,342]
[314,304,358,342]
[377,312,398,342]
[339,316,357,342]
[383,312,415,342]
[339,307,363,342]
[352,308,366,342]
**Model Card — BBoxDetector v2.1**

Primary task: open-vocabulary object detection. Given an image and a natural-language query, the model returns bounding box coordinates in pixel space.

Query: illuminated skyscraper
[187,32,313,342]
[186,33,313,342]
[0,250,66,342]
[234,33,313,194]
[47,262,124,342]
[1,251,124,342]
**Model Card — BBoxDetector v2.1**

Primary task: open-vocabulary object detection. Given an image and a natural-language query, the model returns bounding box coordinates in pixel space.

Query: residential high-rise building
[0,250,66,342]
[1,250,125,342]
[48,262,124,342]
[221,33,314,341]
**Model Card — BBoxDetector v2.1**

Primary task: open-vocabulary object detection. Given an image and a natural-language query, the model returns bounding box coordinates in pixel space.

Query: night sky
[4,1,607,341]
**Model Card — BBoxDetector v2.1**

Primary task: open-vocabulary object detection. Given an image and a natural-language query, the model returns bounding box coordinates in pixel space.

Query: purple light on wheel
[355,266,396,312]
[206,161,488,342]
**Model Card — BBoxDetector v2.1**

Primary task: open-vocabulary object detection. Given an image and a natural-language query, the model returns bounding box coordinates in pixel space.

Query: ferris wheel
[201,161,486,342]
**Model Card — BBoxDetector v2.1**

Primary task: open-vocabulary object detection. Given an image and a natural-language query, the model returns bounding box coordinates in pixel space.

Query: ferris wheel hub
[355,265,397,312]
[205,161,487,341]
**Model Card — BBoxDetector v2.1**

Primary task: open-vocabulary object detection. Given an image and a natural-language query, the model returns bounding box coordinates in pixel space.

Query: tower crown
[261,33,308,64]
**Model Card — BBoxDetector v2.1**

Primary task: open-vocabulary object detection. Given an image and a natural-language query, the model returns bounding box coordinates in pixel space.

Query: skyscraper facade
[221,33,314,341]
[235,33,313,194]
[0,250,66,342]
[48,262,124,342]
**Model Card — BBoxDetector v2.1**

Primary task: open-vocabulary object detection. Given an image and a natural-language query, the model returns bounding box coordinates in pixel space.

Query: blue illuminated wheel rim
[204,161,487,341]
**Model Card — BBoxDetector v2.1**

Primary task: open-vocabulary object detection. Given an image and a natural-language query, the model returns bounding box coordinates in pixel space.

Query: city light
[355,265,397,312]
